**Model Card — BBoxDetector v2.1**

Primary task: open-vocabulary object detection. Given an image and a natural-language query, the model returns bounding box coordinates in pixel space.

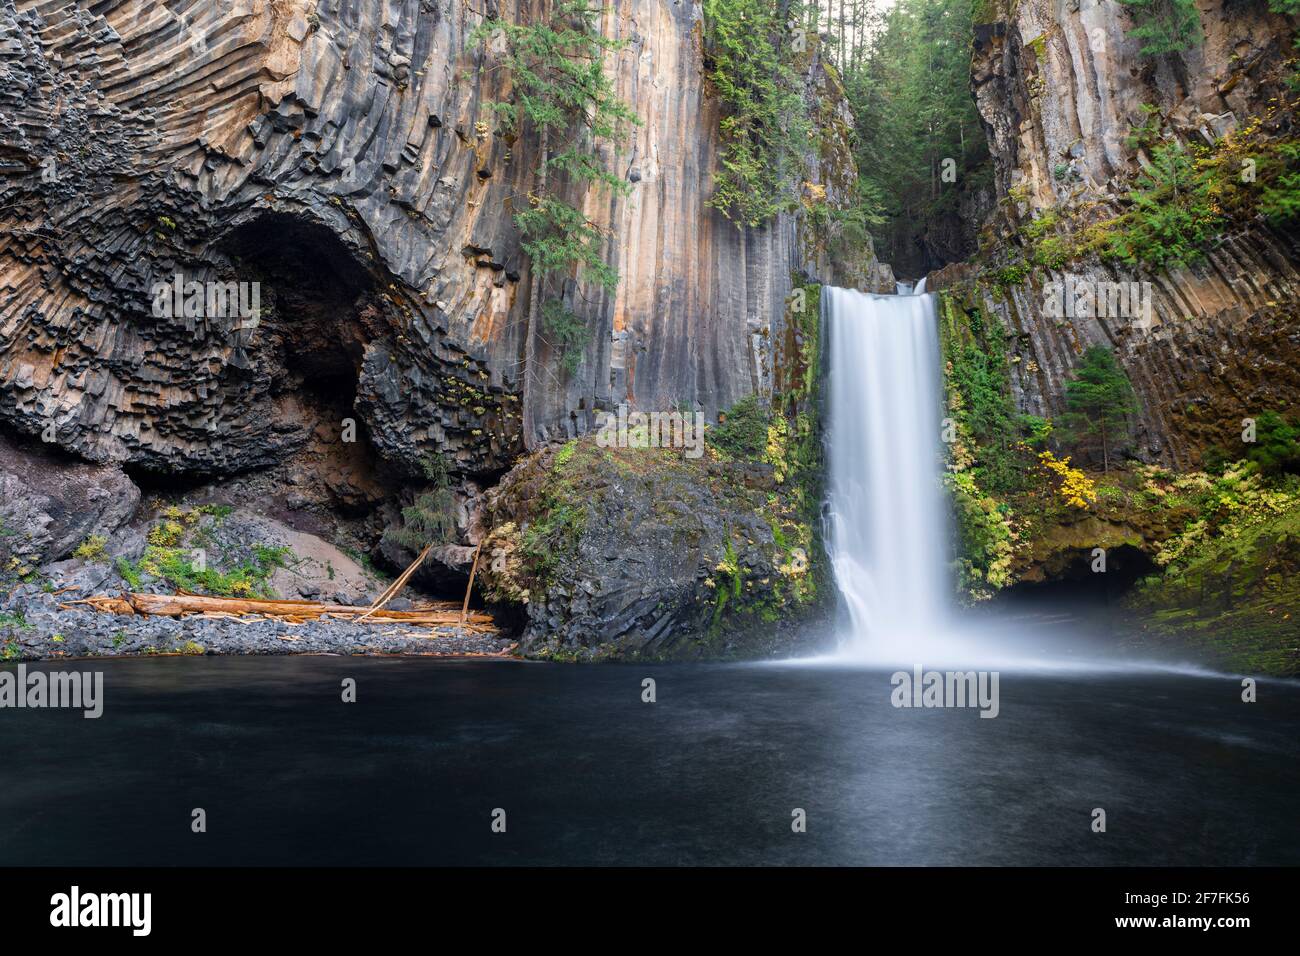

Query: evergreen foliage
[387,455,458,551]
[700,0,811,227]
[541,301,590,375]
[1246,411,1300,476]
[1062,346,1139,474]
[1116,0,1202,57]
[1260,142,1300,222]
[841,0,990,266]
[1107,142,1222,268]
[472,2,639,379]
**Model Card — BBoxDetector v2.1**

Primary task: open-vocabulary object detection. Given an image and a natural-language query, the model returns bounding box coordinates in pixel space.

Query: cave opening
[204,213,473,604]
[967,545,1159,654]
[992,545,1157,613]
[194,214,415,583]
[218,212,371,413]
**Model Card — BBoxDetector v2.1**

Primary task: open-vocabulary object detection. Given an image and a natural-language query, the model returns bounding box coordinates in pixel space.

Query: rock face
[0,0,875,484]
[971,0,1294,208]
[934,243,1300,469]
[0,432,140,568]
[476,440,827,660]
[942,1,1300,468]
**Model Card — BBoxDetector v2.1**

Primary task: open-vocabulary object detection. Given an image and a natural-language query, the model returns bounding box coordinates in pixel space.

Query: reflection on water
[1,655,1296,866]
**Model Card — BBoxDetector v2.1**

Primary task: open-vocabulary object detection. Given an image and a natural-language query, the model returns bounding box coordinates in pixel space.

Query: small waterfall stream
[822,283,948,660]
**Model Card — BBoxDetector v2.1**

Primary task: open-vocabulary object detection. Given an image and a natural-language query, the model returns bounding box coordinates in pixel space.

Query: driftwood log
[64,593,497,633]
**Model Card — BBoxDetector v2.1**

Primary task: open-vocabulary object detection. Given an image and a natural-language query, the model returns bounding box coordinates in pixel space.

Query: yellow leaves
[147,521,185,548]
[1037,451,1097,509]
[778,547,809,579]
[764,415,790,484]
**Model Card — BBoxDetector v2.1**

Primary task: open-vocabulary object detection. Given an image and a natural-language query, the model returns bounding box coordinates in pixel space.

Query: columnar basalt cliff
[0,0,876,487]
[938,0,1300,469]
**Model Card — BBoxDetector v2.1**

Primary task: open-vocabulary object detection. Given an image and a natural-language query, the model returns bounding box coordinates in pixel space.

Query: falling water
[822,283,948,660]
[812,282,1217,672]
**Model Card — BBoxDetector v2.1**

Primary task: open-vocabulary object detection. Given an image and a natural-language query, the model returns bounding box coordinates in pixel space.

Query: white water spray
[823,284,948,660]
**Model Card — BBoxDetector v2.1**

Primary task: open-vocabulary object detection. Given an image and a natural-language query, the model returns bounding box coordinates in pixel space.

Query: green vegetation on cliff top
[701,0,812,226]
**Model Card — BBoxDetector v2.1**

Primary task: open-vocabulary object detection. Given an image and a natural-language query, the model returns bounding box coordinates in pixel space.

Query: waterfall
[822,284,948,660]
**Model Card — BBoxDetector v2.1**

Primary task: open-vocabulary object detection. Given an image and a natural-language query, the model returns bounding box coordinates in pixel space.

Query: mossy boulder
[477,438,830,661]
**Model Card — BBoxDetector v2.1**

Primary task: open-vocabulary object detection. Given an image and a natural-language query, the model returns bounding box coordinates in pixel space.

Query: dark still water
[1,656,1297,866]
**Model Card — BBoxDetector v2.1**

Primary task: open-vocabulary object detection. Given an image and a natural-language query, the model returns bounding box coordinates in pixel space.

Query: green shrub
[1117,0,1202,57]
[709,395,771,459]
[1246,411,1300,476]
[73,535,108,562]
[1108,143,1222,267]
[115,557,142,589]
[1260,142,1300,222]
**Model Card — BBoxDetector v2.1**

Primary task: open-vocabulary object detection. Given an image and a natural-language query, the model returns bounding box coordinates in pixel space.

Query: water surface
[1,656,1295,865]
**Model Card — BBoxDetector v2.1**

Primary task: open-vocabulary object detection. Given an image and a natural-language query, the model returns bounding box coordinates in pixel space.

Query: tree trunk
[522,124,549,451]
[838,0,846,71]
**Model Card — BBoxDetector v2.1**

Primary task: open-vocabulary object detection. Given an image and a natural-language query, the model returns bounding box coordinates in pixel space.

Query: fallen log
[65,592,498,632]
[460,542,483,628]
[357,543,433,622]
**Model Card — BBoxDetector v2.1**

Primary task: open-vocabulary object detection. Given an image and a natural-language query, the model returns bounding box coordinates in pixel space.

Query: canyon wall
[0,0,874,482]
[940,0,1300,468]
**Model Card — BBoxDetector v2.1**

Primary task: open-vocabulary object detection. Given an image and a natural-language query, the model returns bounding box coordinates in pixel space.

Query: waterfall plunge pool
[0,654,1296,866]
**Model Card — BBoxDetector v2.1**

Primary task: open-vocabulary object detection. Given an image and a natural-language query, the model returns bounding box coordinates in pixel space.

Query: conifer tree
[473,2,639,444]
[1062,346,1139,474]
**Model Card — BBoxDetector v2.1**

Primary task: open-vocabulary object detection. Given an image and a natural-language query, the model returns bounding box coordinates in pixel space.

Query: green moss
[115,557,142,589]
[971,0,1014,24]
[124,510,295,598]
[991,261,1029,288]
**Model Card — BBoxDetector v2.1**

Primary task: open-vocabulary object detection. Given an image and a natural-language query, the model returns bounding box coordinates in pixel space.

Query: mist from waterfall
[822,284,949,661]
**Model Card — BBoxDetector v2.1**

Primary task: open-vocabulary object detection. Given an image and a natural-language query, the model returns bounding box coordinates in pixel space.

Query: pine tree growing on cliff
[472,2,639,446]
[1062,346,1139,475]
[1116,0,1202,57]
[385,455,459,552]
[700,0,812,226]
